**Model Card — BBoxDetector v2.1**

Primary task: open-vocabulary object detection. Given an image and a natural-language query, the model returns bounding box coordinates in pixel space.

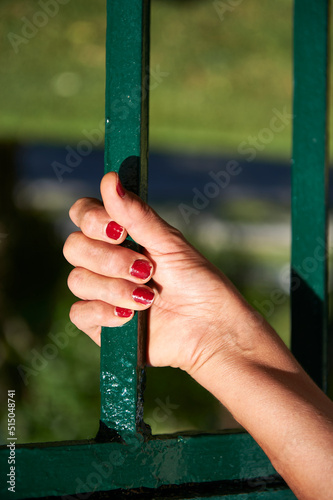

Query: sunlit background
[0,0,332,443]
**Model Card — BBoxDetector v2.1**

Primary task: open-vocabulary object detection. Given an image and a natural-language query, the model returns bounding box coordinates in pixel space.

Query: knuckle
[169,226,183,239]
[103,281,116,305]
[63,231,82,257]
[100,249,116,277]
[69,198,85,222]
[69,303,80,326]
[69,197,102,232]
[94,302,107,325]
[140,200,154,221]
[133,198,155,228]
[67,267,83,293]
[166,224,188,247]
[81,206,102,235]
[104,278,125,306]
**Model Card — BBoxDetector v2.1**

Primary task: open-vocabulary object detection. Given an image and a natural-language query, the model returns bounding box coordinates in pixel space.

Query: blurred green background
[1,0,295,151]
[0,0,331,443]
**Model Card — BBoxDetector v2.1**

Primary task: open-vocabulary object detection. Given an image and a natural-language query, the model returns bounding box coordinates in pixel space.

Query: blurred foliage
[0,146,100,443]
[0,1,106,143]
[150,0,293,155]
[0,0,296,155]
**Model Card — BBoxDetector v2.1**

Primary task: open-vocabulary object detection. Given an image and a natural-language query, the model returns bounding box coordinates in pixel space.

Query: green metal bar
[100,0,150,437]
[291,0,330,390]
[0,432,294,499]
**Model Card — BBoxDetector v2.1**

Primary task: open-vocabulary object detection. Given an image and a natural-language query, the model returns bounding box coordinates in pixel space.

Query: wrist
[188,300,300,408]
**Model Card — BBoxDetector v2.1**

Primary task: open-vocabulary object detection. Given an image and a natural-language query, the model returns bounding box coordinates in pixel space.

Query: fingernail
[116,177,126,198]
[106,221,124,240]
[130,259,152,280]
[115,307,133,318]
[132,287,155,305]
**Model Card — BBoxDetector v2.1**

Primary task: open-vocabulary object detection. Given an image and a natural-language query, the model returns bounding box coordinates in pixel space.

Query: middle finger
[64,232,153,283]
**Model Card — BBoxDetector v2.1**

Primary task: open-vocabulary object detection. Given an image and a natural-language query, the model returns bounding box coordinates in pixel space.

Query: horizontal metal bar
[0,432,292,499]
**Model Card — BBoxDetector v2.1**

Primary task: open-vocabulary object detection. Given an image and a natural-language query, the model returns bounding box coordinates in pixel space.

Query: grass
[0,0,298,157]
[2,0,332,157]
[149,0,293,156]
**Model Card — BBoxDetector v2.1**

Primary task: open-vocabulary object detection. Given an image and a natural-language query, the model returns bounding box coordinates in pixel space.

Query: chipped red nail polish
[106,221,123,240]
[115,307,133,318]
[116,177,126,198]
[132,287,154,305]
[130,260,152,280]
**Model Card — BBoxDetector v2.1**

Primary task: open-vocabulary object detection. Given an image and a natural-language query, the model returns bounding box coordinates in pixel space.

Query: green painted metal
[183,493,294,500]
[191,495,294,500]
[100,0,150,437]
[3,0,331,498]
[0,432,294,499]
[291,0,330,390]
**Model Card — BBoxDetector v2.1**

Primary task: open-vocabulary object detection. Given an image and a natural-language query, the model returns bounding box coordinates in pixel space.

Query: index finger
[69,197,128,244]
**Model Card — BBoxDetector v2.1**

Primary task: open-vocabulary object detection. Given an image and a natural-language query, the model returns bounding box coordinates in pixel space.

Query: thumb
[100,172,183,255]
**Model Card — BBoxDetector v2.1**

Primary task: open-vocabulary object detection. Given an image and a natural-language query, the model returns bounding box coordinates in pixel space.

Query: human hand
[63,172,259,374]
[63,173,333,500]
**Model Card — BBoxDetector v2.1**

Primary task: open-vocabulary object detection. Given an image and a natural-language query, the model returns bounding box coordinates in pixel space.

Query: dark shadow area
[119,156,141,195]
[143,367,240,434]
[0,142,64,400]
[291,270,327,391]
[24,474,289,500]
[0,142,101,444]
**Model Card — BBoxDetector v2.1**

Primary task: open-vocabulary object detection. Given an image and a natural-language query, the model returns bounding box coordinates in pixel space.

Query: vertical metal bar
[100,0,150,438]
[291,0,330,390]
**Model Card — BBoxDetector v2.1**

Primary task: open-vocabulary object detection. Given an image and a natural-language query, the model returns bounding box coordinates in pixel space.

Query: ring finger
[68,267,155,310]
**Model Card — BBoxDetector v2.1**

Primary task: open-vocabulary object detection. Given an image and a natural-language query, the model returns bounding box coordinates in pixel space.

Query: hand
[63,172,255,374]
[64,172,333,500]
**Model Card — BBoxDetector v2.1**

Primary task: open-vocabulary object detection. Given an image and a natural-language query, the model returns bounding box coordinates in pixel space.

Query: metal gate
[0,1,329,498]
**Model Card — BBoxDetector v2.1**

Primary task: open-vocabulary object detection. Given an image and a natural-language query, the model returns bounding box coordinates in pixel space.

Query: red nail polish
[132,287,154,305]
[116,177,126,198]
[106,221,123,240]
[130,260,152,280]
[115,307,133,318]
